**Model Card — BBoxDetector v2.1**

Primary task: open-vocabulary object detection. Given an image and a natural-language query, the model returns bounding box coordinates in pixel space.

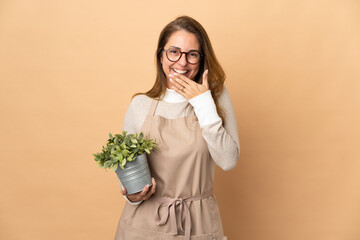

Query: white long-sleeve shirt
[119,86,240,204]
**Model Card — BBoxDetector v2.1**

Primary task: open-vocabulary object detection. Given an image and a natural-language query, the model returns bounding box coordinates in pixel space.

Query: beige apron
[115,99,226,240]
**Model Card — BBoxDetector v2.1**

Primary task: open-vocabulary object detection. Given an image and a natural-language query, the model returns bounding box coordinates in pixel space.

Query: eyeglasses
[163,47,202,64]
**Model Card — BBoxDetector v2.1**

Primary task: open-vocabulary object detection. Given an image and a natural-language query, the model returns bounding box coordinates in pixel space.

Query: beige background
[1,0,359,239]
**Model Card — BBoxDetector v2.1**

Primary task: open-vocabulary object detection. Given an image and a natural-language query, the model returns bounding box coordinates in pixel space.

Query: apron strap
[188,104,196,117]
[148,99,159,116]
[149,99,196,117]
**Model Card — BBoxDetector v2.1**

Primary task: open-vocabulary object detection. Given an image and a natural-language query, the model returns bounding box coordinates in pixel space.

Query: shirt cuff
[123,195,143,205]
[188,90,222,127]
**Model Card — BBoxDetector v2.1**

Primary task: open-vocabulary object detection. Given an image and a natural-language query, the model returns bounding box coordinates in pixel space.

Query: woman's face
[161,30,201,88]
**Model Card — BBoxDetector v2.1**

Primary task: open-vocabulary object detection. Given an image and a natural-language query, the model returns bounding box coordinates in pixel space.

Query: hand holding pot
[121,177,157,202]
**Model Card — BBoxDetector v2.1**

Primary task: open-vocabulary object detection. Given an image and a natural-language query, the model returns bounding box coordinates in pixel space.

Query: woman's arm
[118,95,153,205]
[189,86,240,171]
[122,95,151,135]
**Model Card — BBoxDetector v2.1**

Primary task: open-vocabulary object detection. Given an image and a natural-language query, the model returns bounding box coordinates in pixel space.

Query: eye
[168,48,180,55]
[189,51,200,58]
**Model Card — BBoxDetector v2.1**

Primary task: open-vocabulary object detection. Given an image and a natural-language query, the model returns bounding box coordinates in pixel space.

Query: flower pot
[115,153,152,194]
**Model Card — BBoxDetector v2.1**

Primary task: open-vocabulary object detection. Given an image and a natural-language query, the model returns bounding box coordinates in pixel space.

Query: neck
[163,88,187,103]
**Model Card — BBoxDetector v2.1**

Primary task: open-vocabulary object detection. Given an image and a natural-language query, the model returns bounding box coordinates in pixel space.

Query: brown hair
[135,15,226,123]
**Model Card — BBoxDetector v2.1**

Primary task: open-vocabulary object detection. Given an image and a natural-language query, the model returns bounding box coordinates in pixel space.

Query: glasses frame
[162,47,202,65]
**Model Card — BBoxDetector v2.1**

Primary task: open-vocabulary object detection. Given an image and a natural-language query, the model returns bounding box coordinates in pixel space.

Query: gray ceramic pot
[115,153,152,194]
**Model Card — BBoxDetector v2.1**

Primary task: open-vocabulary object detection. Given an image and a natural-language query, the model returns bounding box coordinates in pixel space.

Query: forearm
[189,88,240,170]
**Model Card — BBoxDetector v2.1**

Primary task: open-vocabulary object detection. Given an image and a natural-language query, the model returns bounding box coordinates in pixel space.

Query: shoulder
[126,94,153,119]
[130,94,153,106]
[218,85,233,108]
[123,94,154,133]
[128,94,153,111]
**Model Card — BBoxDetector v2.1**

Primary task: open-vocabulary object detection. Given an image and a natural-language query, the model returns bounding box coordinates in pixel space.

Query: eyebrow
[168,46,200,52]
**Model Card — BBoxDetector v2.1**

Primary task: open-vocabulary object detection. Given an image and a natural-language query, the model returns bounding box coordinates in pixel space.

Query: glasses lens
[187,51,201,64]
[165,48,202,64]
[166,48,181,62]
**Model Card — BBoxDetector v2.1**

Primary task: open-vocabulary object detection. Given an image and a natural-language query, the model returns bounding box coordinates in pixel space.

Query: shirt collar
[163,88,187,103]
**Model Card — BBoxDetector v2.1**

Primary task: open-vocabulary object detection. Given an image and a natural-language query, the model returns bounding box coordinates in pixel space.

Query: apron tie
[153,190,214,240]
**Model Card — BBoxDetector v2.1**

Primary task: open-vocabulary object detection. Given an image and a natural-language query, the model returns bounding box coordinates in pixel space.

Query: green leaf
[121,159,127,167]
[122,150,129,157]
[112,163,118,171]
[104,161,111,168]
[94,131,156,170]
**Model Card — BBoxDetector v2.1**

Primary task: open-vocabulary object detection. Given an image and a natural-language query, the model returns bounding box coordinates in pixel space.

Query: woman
[115,16,240,240]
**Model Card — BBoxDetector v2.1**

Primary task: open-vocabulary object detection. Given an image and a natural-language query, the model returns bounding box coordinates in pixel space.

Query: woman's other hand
[121,177,157,202]
[169,69,209,100]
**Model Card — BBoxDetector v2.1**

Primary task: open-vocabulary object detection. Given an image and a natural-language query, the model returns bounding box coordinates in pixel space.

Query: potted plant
[93,131,156,194]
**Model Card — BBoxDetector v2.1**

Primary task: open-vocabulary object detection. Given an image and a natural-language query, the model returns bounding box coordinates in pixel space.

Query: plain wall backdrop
[1,0,359,239]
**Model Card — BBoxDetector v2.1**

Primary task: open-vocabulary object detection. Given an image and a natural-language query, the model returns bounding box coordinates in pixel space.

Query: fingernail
[169,78,173,82]
[121,186,125,191]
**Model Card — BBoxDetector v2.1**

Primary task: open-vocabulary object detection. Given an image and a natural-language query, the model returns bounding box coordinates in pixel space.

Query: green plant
[93,131,156,171]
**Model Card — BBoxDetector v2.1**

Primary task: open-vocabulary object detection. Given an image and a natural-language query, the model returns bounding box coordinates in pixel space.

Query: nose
[177,52,188,66]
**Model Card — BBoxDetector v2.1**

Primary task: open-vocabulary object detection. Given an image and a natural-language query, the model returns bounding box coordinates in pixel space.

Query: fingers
[170,79,187,95]
[168,73,194,99]
[169,75,187,92]
[169,79,183,91]
[169,73,193,90]
[138,184,151,198]
[170,72,192,85]
[170,81,190,100]
[125,184,149,202]
[143,178,157,200]
[202,69,209,88]
[121,186,127,195]
[122,178,157,202]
